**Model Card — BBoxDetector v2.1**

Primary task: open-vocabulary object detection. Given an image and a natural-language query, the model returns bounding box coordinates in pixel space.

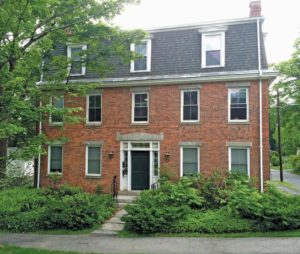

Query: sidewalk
[1,233,300,254]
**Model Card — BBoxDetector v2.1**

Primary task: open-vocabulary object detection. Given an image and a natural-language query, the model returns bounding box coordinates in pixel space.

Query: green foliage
[0,174,32,190]
[123,178,203,233]
[0,185,115,232]
[289,154,300,172]
[270,151,279,166]
[171,208,257,233]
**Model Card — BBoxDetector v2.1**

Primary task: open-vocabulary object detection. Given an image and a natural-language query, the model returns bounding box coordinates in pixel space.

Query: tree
[270,38,300,156]
[0,0,144,177]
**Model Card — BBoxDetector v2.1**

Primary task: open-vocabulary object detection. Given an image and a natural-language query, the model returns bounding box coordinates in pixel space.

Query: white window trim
[131,92,149,124]
[85,145,102,177]
[228,87,249,123]
[86,94,102,125]
[201,32,225,68]
[181,89,200,123]
[228,147,250,176]
[49,96,64,125]
[130,39,152,73]
[67,44,87,76]
[180,146,200,177]
[47,145,63,174]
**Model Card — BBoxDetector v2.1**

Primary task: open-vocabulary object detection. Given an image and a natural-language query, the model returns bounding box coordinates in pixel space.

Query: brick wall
[40,80,270,192]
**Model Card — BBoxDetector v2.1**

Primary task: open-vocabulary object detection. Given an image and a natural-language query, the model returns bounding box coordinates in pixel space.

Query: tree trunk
[0,138,8,178]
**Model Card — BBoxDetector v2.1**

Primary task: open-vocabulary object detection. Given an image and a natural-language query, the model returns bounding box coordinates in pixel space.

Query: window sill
[85,175,102,179]
[131,122,149,126]
[228,121,250,125]
[130,70,151,73]
[180,121,201,125]
[201,65,224,68]
[47,172,62,176]
[48,123,63,127]
[85,122,102,127]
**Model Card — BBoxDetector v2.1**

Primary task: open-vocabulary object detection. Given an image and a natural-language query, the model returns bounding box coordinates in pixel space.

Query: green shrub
[0,185,115,232]
[290,154,300,172]
[171,208,257,233]
[270,151,279,167]
[0,175,32,190]
[123,179,203,233]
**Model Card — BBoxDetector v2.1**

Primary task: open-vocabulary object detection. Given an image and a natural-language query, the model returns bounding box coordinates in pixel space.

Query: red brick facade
[40,80,270,192]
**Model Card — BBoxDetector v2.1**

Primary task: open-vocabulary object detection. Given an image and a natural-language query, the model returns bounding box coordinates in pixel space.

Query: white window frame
[201,32,225,68]
[49,96,64,125]
[85,145,102,177]
[228,147,250,176]
[130,39,152,72]
[132,92,149,124]
[228,88,249,123]
[48,145,63,174]
[86,94,102,125]
[180,146,200,177]
[67,44,87,76]
[181,89,200,123]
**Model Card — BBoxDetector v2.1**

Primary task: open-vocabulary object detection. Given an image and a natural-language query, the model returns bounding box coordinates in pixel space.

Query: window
[181,147,199,176]
[132,93,149,123]
[181,90,199,122]
[67,44,87,76]
[229,148,250,176]
[87,95,102,124]
[50,96,64,124]
[86,146,101,176]
[228,88,249,122]
[130,39,151,72]
[48,145,63,173]
[153,151,159,177]
[202,33,225,68]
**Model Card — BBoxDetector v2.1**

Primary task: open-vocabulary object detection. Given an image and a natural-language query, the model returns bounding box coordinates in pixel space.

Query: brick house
[39,1,277,192]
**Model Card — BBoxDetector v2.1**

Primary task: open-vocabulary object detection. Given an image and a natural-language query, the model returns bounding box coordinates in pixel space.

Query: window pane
[230,88,248,120]
[50,146,62,173]
[231,149,248,175]
[183,91,198,121]
[153,151,159,177]
[70,47,83,75]
[206,50,221,66]
[183,148,198,176]
[88,147,101,175]
[135,43,147,55]
[88,95,101,122]
[134,93,148,122]
[206,35,221,51]
[134,43,147,71]
[51,97,64,123]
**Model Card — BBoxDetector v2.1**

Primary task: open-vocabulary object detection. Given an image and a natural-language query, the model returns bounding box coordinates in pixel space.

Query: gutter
[257,18,264,193]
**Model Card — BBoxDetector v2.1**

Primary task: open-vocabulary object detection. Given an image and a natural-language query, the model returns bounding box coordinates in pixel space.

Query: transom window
[86,146,101,176]
[130,40,151,72]
[181,147,200,176]
[132,93,149,123]
[229,148,250,176]
[202,33,225,68]
[229,88,249,122]
[48,145,63,173]
[181,90,199,122]
[67,44,86,76]
[50,96,64,124]
[87,95,102,123]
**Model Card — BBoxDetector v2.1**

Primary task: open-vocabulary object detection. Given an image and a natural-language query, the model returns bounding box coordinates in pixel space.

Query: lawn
[0,245,96,254]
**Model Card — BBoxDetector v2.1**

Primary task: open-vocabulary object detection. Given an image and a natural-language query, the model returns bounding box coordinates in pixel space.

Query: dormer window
[130,39,151,72]
[67,44,87,76]
[200,26,227,68]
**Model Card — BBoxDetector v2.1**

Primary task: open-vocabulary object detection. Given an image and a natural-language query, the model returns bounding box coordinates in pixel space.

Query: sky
[113,0,300,64]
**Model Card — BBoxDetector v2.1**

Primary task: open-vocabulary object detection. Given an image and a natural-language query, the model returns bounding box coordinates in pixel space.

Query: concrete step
[108,216,124,224]
[115,209,127,217]
[118,191,141,196]
[91,230,118,236]
[117,195,138,203]
[102,222,124,231]
[117,202,127,208]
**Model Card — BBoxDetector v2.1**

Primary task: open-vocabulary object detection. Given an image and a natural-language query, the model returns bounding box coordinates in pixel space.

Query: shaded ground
[271,169,300,194]
[1,233,300,254]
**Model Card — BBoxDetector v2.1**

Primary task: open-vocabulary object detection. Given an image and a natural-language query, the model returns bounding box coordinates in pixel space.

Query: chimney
[249,1,262,17]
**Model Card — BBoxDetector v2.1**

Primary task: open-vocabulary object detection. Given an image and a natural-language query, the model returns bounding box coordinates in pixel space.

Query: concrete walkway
[1,233,300,254]
[271,169,300,194]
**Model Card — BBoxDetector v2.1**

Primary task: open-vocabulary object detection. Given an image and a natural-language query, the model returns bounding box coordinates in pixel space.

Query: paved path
[271,169,300,194]
[1,233,300,254]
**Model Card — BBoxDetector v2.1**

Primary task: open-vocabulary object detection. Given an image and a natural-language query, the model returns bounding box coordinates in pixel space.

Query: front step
[118,190,141,196]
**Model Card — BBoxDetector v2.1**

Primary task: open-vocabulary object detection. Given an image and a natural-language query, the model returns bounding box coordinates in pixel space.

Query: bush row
[0,185,115,232]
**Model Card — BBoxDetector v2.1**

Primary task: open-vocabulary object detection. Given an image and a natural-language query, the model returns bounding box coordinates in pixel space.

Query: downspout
[37,60,44,189]
[257,18,263,193]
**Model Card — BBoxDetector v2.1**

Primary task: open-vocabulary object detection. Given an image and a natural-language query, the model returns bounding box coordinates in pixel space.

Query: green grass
[118,229,300,238]
[0,245,97,254]
[270,180,299,192]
